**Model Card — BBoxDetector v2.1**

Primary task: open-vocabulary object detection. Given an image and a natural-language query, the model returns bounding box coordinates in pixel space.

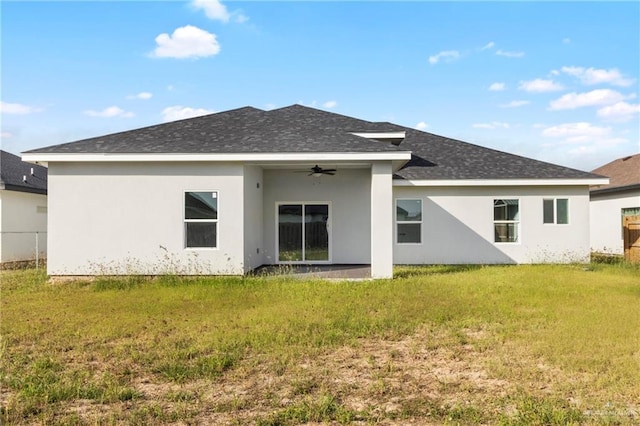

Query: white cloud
[161,105,214,122]
[481,41,495,50]
[0,131,13,138]
[415,121,429,131]
[84,106,134,118]
[473,121,510,129]
[191,0,230,22]
[0,101,43,115]
[560,66,635,87]
[191,0,248,23]
[541,122,611,143]
[562,38,571,44]
[323,100,337,109]
[548,89,629,110]
[127,92,153,100]
[151,25,220,59]
[538,122,630,170]
[596,102,640,122]
[500,100,530,108]
[488,82,505,91]
[496,49,524,58]
[428,50,460,65]
[234,13,249,23]
[519,78,564,93]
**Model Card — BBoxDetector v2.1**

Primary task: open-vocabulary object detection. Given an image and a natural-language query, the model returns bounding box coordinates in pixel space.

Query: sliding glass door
[278,203,330,263]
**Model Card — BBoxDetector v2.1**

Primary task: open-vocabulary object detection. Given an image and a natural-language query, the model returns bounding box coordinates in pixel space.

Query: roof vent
[30,167,34,176]
[622,155,632,161]
[351,131,406,146]
[23,175,27,183]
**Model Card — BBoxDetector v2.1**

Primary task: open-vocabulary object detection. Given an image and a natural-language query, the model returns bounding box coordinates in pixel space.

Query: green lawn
[1,263,639,425]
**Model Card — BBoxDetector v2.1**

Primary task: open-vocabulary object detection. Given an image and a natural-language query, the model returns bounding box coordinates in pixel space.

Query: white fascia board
[351,132,406,139]
[394,178,610,187]
[22,151,413,166]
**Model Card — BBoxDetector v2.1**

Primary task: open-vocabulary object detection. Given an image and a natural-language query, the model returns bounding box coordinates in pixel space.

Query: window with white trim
[494,199,519,243]
[184,191,218,248]
[543,198,568,224]
[396,199,422,243]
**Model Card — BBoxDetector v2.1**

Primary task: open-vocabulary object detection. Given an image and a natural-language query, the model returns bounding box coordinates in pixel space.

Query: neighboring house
[22,105,606,278]
[589,153,640,255]
[0,150,48,263]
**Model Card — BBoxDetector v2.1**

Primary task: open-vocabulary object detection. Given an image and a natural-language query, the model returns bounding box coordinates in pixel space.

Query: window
[494,199,519,243]
[396,199,422,243]
[184,191,218,248]
[543,198,568,224]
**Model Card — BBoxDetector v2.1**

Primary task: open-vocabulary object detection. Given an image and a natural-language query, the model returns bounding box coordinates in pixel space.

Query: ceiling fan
[294,165,337,177]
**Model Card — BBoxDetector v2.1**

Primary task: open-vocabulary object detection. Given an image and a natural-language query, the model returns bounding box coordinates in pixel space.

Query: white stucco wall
[243,165,264,272]
[262,168,372,265]
[0,190,48,263]
[370,162,394,278]
[47,162,246,275]
[393,185,591,264]
[590,190,640,254]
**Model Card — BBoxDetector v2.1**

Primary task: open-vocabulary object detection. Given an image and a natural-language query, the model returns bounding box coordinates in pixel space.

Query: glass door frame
[275,201,332,264]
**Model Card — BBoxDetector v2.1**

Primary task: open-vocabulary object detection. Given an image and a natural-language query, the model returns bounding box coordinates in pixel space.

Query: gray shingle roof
[25,105,403,155]
[395,130,601,180]
[24,104,601,181]
[0,150,48,194]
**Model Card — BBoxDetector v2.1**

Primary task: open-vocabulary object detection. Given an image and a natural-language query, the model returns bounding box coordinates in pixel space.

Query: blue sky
[1,1,638,172]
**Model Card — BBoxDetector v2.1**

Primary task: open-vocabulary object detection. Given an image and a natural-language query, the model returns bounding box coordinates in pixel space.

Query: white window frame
[494,199,520,244]
[396,198,422,244]
[184,190,219,250]
[543,198,569,225]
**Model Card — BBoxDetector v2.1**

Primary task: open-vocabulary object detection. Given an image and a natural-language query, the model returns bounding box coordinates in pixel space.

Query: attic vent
[351,131,406,146]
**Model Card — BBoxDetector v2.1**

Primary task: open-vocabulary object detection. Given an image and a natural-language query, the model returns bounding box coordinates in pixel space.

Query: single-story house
[22,105,607,278]
[0,150,48,264]
[589,153,640,255]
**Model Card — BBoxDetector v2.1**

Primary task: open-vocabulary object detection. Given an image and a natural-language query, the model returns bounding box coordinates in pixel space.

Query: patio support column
[370,162,393,278]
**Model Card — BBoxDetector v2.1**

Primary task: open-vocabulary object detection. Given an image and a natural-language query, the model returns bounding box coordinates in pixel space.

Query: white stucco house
[0,150,48,264]
[22,105,607,278]
[589,153,640,255]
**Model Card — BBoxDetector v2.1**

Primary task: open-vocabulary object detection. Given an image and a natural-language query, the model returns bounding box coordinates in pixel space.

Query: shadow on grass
[394,264,487,279]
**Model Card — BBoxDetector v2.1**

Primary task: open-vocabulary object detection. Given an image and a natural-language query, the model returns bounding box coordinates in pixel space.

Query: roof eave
[393,178,610,187]
[22,151,412,169]
[590,183,640,196]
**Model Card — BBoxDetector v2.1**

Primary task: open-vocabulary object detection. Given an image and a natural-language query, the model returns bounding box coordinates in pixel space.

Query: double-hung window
[396,199,422,243]
[494,199,519,243]
[543,198,569,224]
[184,191,218,248]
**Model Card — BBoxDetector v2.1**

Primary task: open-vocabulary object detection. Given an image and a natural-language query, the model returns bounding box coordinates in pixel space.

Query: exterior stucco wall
[370,162,394,278]
[0,190,48,262]
[47,162,245,275]
[243,165,264,272]
[590,190,640,254]
[262,168,371,265]
[393,185,591,264]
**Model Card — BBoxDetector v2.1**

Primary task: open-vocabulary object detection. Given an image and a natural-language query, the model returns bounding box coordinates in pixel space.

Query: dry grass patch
[1,264,639,424]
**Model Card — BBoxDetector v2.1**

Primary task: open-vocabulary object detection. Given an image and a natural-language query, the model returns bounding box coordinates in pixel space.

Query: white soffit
[351,131,406,140]
[22,151,413,166]
[394,178,610,187]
